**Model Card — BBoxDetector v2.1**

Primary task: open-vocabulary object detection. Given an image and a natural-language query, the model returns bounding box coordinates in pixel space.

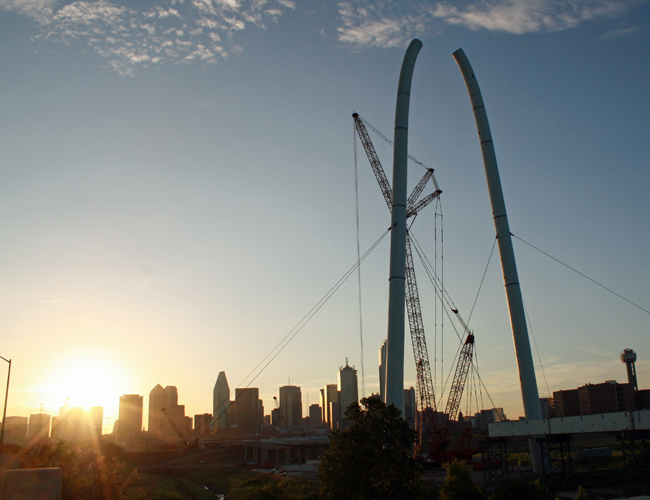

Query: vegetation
[439,459,486,500]
[20,441,139,500]
[142,466,320,500]
[318,396,423,500]
[488,478,548,500]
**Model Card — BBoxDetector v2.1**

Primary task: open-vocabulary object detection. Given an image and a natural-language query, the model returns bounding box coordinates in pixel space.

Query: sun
[48,353,129,414]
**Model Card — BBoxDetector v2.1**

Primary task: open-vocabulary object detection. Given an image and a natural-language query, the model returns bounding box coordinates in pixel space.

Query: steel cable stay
[409,231,499,414]
[512,233,650,316]
[523,297,552,399]
[353,112,365,398]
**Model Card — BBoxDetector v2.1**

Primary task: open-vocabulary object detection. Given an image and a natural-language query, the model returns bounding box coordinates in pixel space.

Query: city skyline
[1,0,649,426]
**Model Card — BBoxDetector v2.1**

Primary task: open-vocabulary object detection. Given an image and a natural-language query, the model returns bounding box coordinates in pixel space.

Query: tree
[439,459,486,500]
[489,478,548,500]
[318,396,423,500]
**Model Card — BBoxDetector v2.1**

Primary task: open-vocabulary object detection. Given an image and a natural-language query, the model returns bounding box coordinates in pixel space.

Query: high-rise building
[309,404,322,427]
[194,414,212,438]
[27,413,51,444]
[90,406,103,442]
[338,359,358,420]
[234,388,259,435]
[379,340,387,402]
[403,387,416,429]
[165,386,178,408]
[117,394,143,445]
[213,372,231,432]
[279,386,302,429]
[4,416,28,445]
[553,389,581,417]
[162,385,185,439]
[54,405,101,443]
[578,381,634,415]
[148,384,167,434]
[323,384,339,430]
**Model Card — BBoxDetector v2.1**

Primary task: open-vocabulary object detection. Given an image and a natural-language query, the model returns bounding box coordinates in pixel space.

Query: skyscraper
[163,385,185,439]
[279,385,302,429]
[195,413,212,438]
[117,394,143,445]
[90,406,103,442]
[338,359,359,417]
[27,413,51,444]
[403,387,416,429]
[148,384,166,434]
[213,371,231,432]
[234,388,259,435]
[379,340,387,402]
[323,384,339,430]
[309,404,322,428]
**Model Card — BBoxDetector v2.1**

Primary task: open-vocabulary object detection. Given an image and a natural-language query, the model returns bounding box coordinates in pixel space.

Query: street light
[0,356,11,452]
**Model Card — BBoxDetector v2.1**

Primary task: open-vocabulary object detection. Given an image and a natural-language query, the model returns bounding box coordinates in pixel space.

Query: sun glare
[48,354,128,415]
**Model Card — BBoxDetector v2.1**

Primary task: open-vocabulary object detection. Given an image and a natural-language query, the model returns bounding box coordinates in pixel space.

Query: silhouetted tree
[319,396,423,500]
[489,477,548,500]
[439,459,486,500]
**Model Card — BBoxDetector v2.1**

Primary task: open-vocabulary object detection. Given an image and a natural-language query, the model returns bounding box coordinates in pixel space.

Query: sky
[1,0,649,431]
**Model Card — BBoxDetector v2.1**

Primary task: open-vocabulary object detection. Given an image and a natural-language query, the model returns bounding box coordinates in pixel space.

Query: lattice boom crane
[353,112,474,461]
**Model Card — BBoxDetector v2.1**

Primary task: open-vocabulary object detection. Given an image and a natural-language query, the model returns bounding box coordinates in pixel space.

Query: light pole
[0,356,11,452]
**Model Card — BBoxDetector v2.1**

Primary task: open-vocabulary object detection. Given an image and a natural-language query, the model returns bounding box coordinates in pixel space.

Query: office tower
[323,384,339,429]
[4,417,28,445]
[213,371,231,432]
[55,406,95,443]
[279,386,302,429]
[553,389,581,417]
[148,384,167,434]
[320,388,325,422]
[403,387,416,429]
[194,413,212,438]
[27,413,51,444]
[379,340,387,402]
[162,385,185,439]
[165,386,178,407]
[117,394,143,445]
[338,359,359,417]
[234,388,259,435]
[271,408,282,428]
[309,404,322,427]
[90,406,103,442]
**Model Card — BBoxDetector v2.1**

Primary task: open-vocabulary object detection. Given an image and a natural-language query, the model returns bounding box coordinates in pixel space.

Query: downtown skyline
[1,0,649,425]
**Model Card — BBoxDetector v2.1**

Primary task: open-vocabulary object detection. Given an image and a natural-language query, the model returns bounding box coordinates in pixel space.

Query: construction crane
[161,408,198,449]
[272,396,288,430]
[353,112,474,462]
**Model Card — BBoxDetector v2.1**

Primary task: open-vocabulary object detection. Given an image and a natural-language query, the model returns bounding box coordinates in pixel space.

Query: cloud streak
[1,0,295,75]
[336,0,643,47]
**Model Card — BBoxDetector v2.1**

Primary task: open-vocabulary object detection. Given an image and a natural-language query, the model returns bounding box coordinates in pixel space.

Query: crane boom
[353,113,392,211]
[405,233,439,451]
[353,112,476,461]
[354,112,440,453]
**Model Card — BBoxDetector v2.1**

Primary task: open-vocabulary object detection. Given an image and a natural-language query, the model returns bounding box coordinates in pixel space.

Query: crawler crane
[353,113,476,463]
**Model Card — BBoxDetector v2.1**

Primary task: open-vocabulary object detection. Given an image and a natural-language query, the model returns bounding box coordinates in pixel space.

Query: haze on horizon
[0,0,649,426]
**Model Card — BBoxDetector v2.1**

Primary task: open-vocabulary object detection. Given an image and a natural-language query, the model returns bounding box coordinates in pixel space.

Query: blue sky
[1,0,649,427]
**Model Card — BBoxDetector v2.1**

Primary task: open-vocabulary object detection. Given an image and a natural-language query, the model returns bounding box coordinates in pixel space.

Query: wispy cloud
[1,0,295,75]
[601,26,639,38]
[336,0,643,47]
